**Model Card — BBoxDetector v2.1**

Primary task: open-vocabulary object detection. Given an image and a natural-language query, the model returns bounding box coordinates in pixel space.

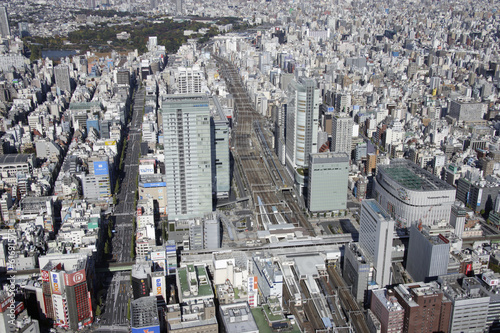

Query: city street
[97,85,145,330]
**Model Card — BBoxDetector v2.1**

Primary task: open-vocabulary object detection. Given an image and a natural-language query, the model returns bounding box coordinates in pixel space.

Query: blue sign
[94,161,109,176]
[144,182,166,188]
[166,245,176,253]
[327,107,334,112]
[131,326,160,333]
[87,119,100,133]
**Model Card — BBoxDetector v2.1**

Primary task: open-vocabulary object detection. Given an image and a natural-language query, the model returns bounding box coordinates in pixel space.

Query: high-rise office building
[406,224,450,282]
[343,242,372,303]
[162,94,212,220]
[177,66,203,94]
[54,65,72,95]
[450,203,466,238]
[82,159,112,200]
[115,69,130,86]
[0,7,10,39]
[439,274,490,333]
[307,152,349,212]
[285,78,319,172]
[211,96,230,198]
[394,282,452,333]
[370,288,404,333]
[359,199,395,288]
[18,22,29,38]
[176,0,183,16]
[332,114,353,155]
[40,256,93,330]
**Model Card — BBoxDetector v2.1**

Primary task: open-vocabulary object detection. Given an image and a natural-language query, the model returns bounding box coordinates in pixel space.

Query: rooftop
[378,159,454,191]
[364,199,391,220]
[0,154,32,165]
[220,302,259,333]
[131,296,159,328]
[178,264,214,299]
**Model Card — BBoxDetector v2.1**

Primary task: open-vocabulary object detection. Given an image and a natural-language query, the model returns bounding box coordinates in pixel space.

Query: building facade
[162,95,213,220]
[307,152,349,212]
[373,159,456,227]
[394,282,452,333]
[370,288,404,333]
[406,225,450,282]
[285,78,319,172]
[359,199,394,288]
[332,114,353,155]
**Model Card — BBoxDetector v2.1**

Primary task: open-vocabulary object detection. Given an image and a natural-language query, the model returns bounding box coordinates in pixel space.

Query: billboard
[93,161,109,176]
[166,245,176,253]
[139,164,155,175]
[248,276,258,293]
[41,270,50,282]
[105,140,117,146]
[64,269,86,287]
[0,294,12,312]
[132,326,161,333]
[151,251,165,261]
[153,276,166,300]
[52,294,67,327]
[143,182,166,188]
[51,272,63,295]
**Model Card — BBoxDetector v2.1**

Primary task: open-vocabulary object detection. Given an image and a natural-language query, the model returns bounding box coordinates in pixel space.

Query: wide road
[112,86,145,263]
[97,85,144,331]
[96,272,132,331]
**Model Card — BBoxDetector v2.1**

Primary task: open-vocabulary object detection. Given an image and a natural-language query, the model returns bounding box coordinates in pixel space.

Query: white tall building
[162,94,213,220]
[332,114,353,155]
[176,0,182,15]
[285,78,319,171]
[54,64,72,95]
[0,6,9,39]
[359,199,394,287]
[177,66,203,94]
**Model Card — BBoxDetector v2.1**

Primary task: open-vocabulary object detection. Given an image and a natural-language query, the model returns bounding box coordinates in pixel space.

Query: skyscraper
[370,289,404,333]
[211,96,230,198]
[177,66,203,94]
[406,224,450,282]
[393,282,452,333]
[332,114,353,156]
[285,78,319,172]
[359,199,394,287]
[54,64,72,95]
[0,7,10,39]
[162,94,212,220]
[176,0,183,16]
[307,152,349,212]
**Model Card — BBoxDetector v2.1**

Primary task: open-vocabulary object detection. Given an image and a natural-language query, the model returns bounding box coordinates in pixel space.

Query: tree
[104,240,110,254]
[95,305,101,317]
[127,299,131,320]
[162,222,167,241]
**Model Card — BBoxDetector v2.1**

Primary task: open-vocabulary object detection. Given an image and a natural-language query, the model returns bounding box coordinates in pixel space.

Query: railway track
[327,265,370,333]
[214,54,315,234]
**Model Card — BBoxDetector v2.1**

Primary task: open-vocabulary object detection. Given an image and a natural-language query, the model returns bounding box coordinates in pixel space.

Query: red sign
[14,302,24,315]
[41,270,50,282]
[64,269,86,287]
[466,263,473,275]
[0,295,12,313]
[438,234,449,244]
